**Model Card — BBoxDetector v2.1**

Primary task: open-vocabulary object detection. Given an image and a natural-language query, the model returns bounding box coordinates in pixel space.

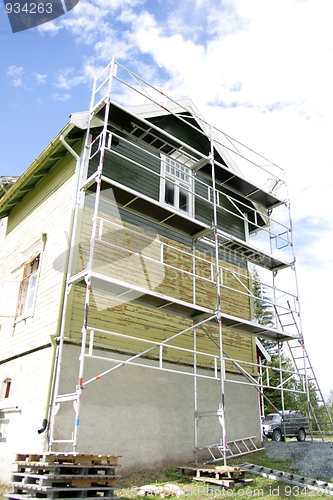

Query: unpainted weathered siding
[65,199,255,373]
[68,291,255,372]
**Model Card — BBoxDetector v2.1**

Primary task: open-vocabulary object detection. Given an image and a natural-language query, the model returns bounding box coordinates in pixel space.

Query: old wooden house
[0,61,300,482]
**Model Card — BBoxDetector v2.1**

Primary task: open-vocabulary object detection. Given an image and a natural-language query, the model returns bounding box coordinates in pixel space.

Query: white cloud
[93,0,143,10]
[54,67,88,90]
[7,65,24,87]
[38,19,62,35]
[52,92,71,102]
[34,72,47,85]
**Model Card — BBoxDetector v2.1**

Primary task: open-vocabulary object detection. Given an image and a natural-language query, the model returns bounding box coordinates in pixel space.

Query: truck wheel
[272,429,283,442]
[297,429,306,442]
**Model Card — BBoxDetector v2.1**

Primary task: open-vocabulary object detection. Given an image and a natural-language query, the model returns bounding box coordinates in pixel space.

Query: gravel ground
[264,441,333,481]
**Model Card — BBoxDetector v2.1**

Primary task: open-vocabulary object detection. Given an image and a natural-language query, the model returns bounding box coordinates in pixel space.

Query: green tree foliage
[318,390,333,432]
[252,268,274,327]
[293,377,319,416]
[251,268,276,355]
[261,349,300,413]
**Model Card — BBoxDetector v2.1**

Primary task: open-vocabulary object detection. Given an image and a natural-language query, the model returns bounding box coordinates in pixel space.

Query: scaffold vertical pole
[73,58,115,452]
[209,125,227,466]
[193,325,198,465]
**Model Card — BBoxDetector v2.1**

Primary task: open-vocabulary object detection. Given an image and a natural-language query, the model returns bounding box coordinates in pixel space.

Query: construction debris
[136,483,184,497]
[241,463,333,496]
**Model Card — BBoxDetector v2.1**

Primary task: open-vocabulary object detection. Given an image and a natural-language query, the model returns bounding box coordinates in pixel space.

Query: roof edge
[125,98,244,177]
[0,121,74,219]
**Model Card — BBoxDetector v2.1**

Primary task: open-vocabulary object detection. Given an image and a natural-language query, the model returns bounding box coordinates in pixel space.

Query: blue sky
[1,0,333,396]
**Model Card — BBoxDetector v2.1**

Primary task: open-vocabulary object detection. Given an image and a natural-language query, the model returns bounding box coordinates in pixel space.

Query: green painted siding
[88,133,247,247]
[89,138,161,203]
[148,114,210,156]
[195,176,246,240]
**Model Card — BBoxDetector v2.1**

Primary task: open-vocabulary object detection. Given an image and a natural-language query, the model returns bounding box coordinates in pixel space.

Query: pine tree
[251,267,276,354]
[252,268,274,328]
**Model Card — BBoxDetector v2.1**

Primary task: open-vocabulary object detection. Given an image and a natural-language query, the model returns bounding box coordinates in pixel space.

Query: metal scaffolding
[48,58,333,464]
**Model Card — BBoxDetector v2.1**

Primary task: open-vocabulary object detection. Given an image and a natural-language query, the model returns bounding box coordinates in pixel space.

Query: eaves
[0,112,103,220]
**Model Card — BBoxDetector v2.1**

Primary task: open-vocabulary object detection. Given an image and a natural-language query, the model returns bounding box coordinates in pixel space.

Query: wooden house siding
[71,195,251,309]
[88,139,161,203]
[0,112,256,372]
[194,179,246,241]
[0,158,76,361]
[67,286,255,374]
[148,114,209,154]
[88,134,247,243]
[66,195,255,373]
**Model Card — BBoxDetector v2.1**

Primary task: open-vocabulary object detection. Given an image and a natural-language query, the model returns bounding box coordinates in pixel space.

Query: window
[208,186,222,207]
[160,156,193,216]
[3,379,11,399]
[15,253,40,320]
[1,378,11,401]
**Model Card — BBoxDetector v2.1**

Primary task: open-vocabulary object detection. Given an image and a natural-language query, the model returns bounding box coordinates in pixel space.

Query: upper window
[0,378,12,403]
[15,253,40,321]
[3,379,11,399]
[160,156,193,216]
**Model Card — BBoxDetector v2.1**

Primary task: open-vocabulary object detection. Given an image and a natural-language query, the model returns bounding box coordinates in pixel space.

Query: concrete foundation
[0,343,261,483]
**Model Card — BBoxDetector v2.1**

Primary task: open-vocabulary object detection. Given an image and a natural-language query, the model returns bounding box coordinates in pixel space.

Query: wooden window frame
[1,378,11,401]
[15,253,41,322]
[4,380,11,399]
[160,155,194,216]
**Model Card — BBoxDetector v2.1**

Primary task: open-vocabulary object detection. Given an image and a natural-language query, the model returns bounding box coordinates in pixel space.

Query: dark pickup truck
[262,411,308,442]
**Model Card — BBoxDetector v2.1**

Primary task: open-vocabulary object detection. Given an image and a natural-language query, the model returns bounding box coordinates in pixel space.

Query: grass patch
[116,474,327,499]
[229,450,298,474]
[115,451,329,499]
[2,450,330,499]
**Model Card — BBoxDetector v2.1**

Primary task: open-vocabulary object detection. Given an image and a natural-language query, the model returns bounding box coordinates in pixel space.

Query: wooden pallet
[15,463,118,476]
[6,492,117,500]
[9,485,117,498]
[15,454,119,466]
[179,465,253,489]
[6,453,120,500]
[12,473,119,488]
